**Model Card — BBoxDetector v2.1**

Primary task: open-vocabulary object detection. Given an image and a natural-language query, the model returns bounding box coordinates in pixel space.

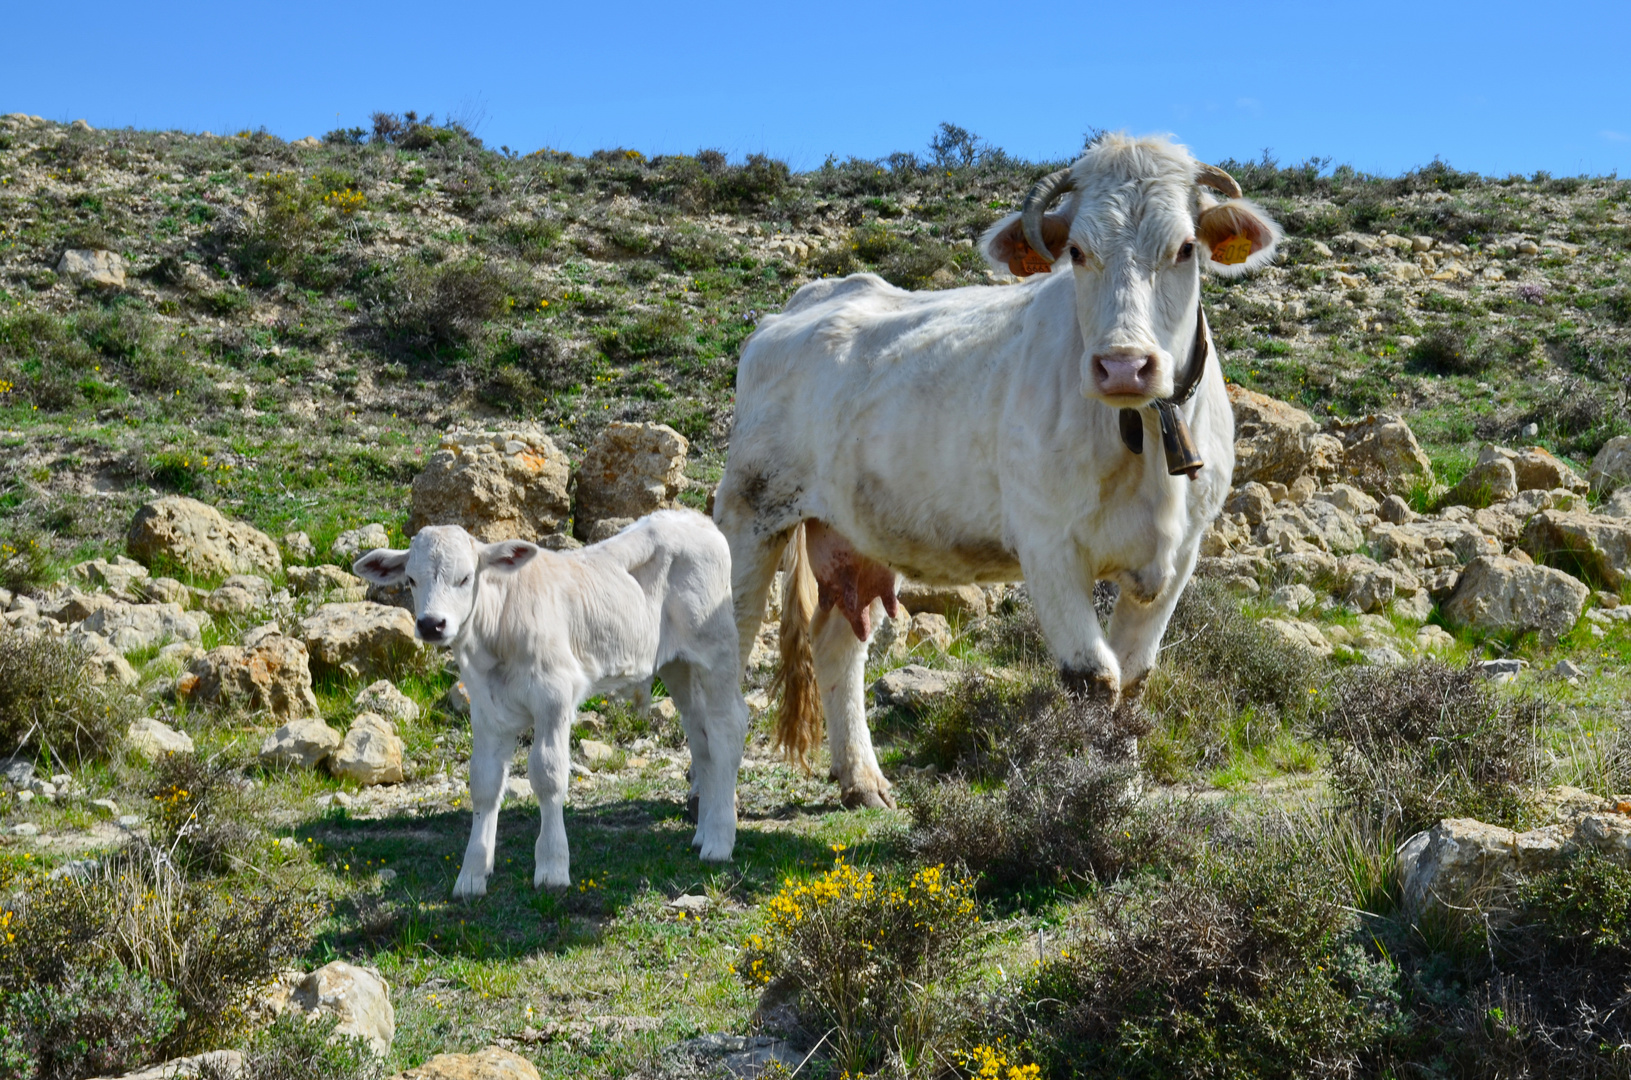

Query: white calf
[354,509,748,898]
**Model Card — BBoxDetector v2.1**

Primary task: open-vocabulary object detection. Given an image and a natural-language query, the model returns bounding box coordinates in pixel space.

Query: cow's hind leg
[1019,542,1121,703]
[713,482,793,677]
[528,692,575,889]
[812,602,893,809]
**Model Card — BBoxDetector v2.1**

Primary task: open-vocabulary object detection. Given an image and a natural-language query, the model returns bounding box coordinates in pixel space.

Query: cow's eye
[1178,241,1195,262]
[457,575,471,587]
[1069,244,1086,266]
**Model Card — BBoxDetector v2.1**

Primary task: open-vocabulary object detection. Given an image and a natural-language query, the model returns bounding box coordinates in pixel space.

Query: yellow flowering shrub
[958,1042,1041,1080]
[736,852,980,1073]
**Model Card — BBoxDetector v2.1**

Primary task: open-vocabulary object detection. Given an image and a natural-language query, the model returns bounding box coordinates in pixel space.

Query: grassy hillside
[1,113,1627,563]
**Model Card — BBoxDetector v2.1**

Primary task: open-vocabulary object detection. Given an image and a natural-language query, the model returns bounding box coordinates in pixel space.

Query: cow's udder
[805,520,899,640]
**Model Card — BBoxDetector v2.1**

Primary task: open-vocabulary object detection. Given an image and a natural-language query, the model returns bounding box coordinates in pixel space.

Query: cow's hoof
[840,784,896,810]
[452,870,488,900]
[533,866,570,890]
[1061,666,1119,706]
[1119,673,1148,704]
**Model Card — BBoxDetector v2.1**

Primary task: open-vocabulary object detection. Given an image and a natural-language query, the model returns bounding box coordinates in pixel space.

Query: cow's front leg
[1019,543,1120,703]
[454,716,512,900]
[813,601,892,809]
[529,697,574,889]
[1109,544,1199,703]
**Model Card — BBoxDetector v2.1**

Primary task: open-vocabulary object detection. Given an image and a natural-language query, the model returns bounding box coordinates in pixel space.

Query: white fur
[715,134,1276,807]
[354,510,748,898]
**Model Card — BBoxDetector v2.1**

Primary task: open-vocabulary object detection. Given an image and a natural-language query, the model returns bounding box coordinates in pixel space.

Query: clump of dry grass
[0,630,136,764]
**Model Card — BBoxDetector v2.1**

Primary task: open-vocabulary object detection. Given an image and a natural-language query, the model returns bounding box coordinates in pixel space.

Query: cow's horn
[1195,163,1242,199]
[1020,167,1075,263]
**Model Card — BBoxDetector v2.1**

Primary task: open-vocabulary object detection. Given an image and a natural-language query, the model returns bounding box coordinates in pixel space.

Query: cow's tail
[771,521,822,770]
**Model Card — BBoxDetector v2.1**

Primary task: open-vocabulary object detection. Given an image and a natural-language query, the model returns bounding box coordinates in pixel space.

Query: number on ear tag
[1009,243,1055,277]
[1211,234,1252,265]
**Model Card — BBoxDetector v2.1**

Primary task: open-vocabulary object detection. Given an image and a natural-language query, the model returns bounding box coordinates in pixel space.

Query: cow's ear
[981,211,1072,277]
[479,539,540,573]
[353,548,409,585]
[1196,199,1281,276]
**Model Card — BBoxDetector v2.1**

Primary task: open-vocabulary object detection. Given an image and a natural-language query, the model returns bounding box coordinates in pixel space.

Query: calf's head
[983,134,1281,408]
[353,525,539,644]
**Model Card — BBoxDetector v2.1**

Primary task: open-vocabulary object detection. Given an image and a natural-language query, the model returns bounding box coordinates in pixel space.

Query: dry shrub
[736,857,982,1075]
[381,260,509,350]
[145,751,263,874]
[1315,659,1542,833]
[909,674,1175,893]
[0,845,323,1054]
[224,1013,382,1080]
[0,959,182,1080]
[0,631,134,764]
[1012,835,1400,1080]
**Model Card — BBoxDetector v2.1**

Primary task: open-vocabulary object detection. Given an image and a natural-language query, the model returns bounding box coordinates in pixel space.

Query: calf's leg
[454,715,512,900]
[812,603,892,808]
[688,660,747,860]
[529,698,574,889]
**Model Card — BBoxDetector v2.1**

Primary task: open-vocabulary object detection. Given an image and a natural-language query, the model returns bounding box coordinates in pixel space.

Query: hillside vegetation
[1,112,1630,1080]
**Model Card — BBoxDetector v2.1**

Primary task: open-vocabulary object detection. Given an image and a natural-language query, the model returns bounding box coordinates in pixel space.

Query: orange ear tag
[1009,243,1055,277]
[1211,234,1252,265]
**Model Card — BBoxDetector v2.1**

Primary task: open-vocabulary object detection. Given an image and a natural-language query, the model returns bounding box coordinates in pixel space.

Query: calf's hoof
[1060,665,1119,706]
[533,865,570,890]
[452,870,489,900]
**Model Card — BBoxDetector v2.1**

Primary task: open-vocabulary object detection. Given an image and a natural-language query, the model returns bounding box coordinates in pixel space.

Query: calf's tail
[771,521,823,770]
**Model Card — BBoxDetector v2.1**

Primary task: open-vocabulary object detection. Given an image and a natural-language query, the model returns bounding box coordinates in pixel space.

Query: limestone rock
[585,517,633,544]
[1268,583,1317,615]
[90,1050,245,1080]
[57,248,126,288]
[68,556,150,597]
[178,635,318,721]
[1446,457,1517,508]
[1442,555,1589,641]
[578,739,617,768]
[128,497,281,578]
[1476,444,1588,494]
[353,679,420,723]
[408,426,571,542]
[573,422,689,541]
[1227,385,1321,486]
[389,1047,539,1080]
[81,601,204,653]
[1261,617,1334,657]
[1605,489,1631,519]
[871,664,958,712]
[896,581,986,620]
[300,603,418,679]
[1378,494,1415,524]
[141,577,191,607]
[283,531,317,562]
[905,612,953,652]
[1224,482,1274,526]
[264,961,394,1056]
[332,524,390,563]
[329,713,404,785]
[1325,413,1434,497]
[204,574,273,615]
[1521,509,1631,590]
[1588,435,1631,494]
[1398,812,1631,916]
[260,718,343,768]
[126,717,194,760]
[287,564,368,600]
[1315,483,1378,516]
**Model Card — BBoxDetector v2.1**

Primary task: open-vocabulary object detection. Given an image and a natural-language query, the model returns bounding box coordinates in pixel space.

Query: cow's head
[353,525,538,644]
[983,134,1280,408]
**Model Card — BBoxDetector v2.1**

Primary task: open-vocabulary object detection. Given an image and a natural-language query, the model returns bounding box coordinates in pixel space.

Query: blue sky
[3,0,1627,177]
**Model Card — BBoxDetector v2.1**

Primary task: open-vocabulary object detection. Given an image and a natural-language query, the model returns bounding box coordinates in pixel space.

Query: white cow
[353,509,748,897]
[713,134,1281,808]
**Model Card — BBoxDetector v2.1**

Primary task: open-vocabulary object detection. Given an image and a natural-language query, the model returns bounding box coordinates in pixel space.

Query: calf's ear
[1196,199,1281,276]
[353,548,409,585]
[479,539,540,573]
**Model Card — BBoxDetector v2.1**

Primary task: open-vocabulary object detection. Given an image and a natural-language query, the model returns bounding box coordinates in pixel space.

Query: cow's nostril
[416,615,447,640]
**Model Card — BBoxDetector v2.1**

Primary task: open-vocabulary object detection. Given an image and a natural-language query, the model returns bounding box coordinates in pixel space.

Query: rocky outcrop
[329,713,405,785]
[67,556,150,598]
[177,635,318,721]
[80,601,204,653]
[1326,413,1434,497]
[262,961,394,1056]
[1442,555,1588,641]
[573,422,689,542]
[408,426,571,542]
[388,1048,540,1080]
[1522,509,1631,589]
[300,603,418,679]
[127,497,281,578]
[259,718,343,768]
[1227,384,1322,485]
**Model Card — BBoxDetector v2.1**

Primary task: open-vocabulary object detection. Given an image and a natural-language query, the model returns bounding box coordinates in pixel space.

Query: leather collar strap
[1118,303,1209,479]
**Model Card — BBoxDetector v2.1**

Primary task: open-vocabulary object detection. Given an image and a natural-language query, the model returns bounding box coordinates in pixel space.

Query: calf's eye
[1178,241,1195,262]
[457,575,471,587]
[1069,244,1086,266]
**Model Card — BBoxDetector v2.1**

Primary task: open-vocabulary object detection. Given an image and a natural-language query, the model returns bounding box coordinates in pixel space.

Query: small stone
[871,664,958,712]
[263,961,394,1057]
[578,739,617,768]
[649,697,679,725]
[57,248,125,288]
[205,574,273,615]
[1415,625,1455,651]
[91,797,119,815]
[332,524,391,564]
[261,718,344,768]
[128,496,281,578]
[666,893,710,915]
[1478,658,1529,680]
[1521,422,1540,439]
[1552,659,1585,679]
[573,423,689,542]
[242,621,282,648]
[126,717,194,760]
[287,564,367,600]
[378,867,398,884]
[300,602,419,679]
[504,775,533,802]
[283,531,317,562]
[389,1047,539,1080]
[9,823,39,837]
[896,581,987,620]
[329,713,405,786]
[353,679,421,723]
[1268,583,1317,615]
[905,612,953,652]
[117,814,142,829]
